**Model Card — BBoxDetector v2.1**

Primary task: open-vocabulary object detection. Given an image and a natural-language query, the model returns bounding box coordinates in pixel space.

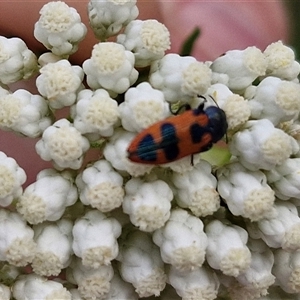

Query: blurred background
[1,0,300,62]
[284,1,300,60]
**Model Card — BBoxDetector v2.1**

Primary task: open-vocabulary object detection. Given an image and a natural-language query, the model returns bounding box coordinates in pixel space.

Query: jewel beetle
[127,100,228,164]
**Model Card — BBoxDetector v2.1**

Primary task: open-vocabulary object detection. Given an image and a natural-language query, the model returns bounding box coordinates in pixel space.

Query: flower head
[247,201,300,251]
[211,46,267,91]
[0,284,10,300]
[83,42,138,95]
[0,90,51,137]
[266,158,300,200]
[119,82,170,132]
[153,208,208,271]
[67,257,114,300]
[76,160,124,212]
[12,274,71,300]
[230,119,299,171]
[123,177,173,232]
[35,119,90,169]
[34,1,87,56]
[32,219,73,276]
[16,169,78,224]
[0,209,36,267]
[168,265,219,300]
[149,53,212,103]
[264,40,300,80]
[217,162,275,221]
[0,152,26,207]
[117,19,171,67]
[72,89,119,137]
[205,219,251,277]
[248,76,300,126]
[172,161,220,217]
[88,0,139,39]
[118,230,167,297]
[0,37,38,85]
[273,248,300,293]
[72,210,121,268]
[36,59,84,109]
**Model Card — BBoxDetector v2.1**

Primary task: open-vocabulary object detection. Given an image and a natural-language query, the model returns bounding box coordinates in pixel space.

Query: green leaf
[200,143,231,167]
[180,27,201,56]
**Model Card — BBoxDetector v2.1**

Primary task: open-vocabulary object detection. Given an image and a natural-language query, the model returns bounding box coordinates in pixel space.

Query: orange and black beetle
[127,102,228,164]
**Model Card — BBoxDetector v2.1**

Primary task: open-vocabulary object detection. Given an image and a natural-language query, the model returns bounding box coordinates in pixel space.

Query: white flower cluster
[34,1,87,56]
[1,1,300,300]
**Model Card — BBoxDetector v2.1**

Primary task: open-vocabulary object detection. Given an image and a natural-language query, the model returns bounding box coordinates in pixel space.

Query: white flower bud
[0,36,38,85]
[104,272,138,300]
[153,208,208,271]
[117,19,170,67]
[164,154,201,174]
[83,42,138,95]
[0,89,51,137]
[0,86,9,98]
[248,76,300,126]
[207,83,251,130]
[0,151,26,207]
[0,209,36,266]
[76,160,124,212]
[117,230,167,298]
[211,46,267,91]
[72,89,119,137]
[103,128,153,177]
[205,219,251,277]
[123,178,173,232]
[264,40,300,80]
[67,257,114,300]
[230,119,299,171]
[34,1,87,56]
[259,286,300,300]
[246,201,300,251]
[273,248,300,293]
[36,59,84,109]
[12,274,71,300]
[217,162,275,221]
[233,239,275,298]
[172,161,220,217]
[32,220,73,276]
[0,284,10,300]
[119,82,170,132]
[88,0,139,39]
[72,210,121,268]
[149,53,212,103]
[17,169,78,224]
[38,52,62,66]
[35,119,90,170]
[168,265,219,300]
[266,158,300,200]
[69,289,83,300]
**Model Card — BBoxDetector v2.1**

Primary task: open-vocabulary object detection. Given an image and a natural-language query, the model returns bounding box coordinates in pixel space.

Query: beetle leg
[170,103,191,115]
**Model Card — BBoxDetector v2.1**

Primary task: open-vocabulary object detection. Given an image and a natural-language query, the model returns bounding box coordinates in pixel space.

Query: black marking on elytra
[190,122,207,144]
[159,123,180,161]
[138,134,157,161]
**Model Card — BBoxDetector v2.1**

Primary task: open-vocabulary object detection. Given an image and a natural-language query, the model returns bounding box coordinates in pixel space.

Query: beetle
[127,101,228,164]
